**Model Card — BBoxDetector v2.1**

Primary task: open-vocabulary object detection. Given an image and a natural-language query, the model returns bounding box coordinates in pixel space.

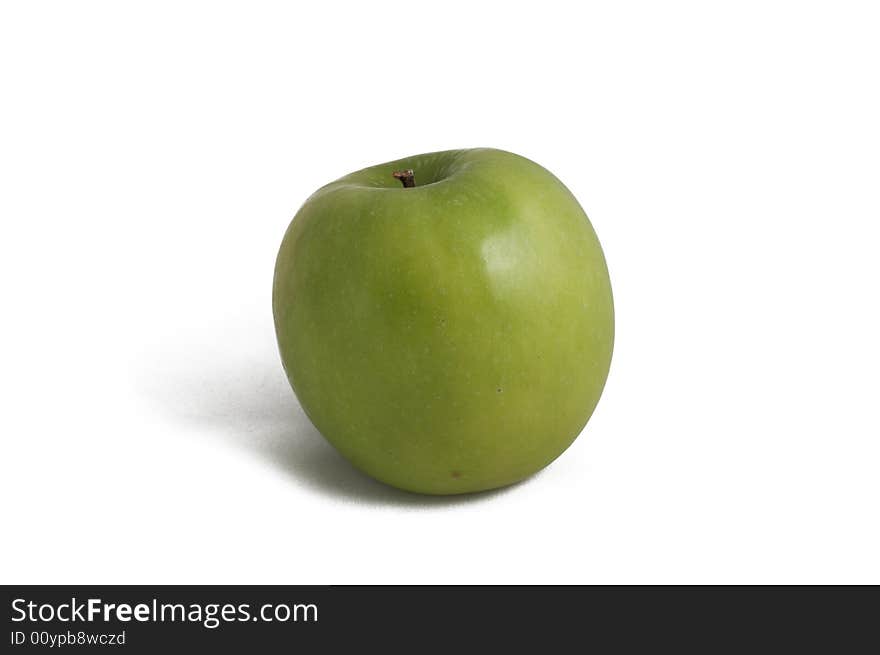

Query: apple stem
[392,169,416,188]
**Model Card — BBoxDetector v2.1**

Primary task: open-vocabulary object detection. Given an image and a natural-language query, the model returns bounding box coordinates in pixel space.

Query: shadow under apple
[138,340,520,507]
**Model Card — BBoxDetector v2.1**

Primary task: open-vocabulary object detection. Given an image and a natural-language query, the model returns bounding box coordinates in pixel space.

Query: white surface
[2,1,879,584]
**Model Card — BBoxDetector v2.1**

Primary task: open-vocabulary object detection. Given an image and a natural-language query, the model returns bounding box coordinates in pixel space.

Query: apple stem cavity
[392,169,416,188]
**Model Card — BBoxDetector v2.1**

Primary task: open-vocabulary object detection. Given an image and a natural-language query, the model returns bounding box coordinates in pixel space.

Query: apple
[273,148,613,495]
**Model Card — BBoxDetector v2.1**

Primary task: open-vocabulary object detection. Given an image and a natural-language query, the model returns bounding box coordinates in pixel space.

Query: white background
[2,1,878,584]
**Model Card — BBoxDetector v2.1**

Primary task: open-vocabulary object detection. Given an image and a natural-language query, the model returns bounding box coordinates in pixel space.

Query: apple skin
[273,148,613,495]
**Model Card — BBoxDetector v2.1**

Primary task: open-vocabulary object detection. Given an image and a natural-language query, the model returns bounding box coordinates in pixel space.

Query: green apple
[273,148,613,495]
